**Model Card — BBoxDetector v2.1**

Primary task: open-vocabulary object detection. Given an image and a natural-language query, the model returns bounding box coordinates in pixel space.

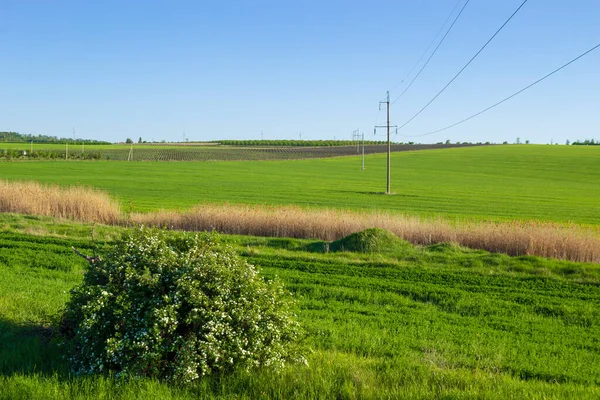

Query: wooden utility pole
[375,91,396,194]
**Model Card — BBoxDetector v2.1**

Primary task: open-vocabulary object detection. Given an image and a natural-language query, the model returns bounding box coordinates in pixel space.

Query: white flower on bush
[60,227,302,383]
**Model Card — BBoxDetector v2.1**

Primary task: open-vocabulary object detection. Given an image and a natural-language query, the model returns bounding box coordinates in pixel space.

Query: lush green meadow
[2,145,599,398]
[1,214,599,399]
[1,145,599,224]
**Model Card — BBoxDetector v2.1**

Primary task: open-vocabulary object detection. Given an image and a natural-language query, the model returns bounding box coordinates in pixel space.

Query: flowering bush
[60,227,301,383]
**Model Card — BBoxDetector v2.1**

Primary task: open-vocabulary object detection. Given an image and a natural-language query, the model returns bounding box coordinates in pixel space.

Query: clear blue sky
[1,0,598,144]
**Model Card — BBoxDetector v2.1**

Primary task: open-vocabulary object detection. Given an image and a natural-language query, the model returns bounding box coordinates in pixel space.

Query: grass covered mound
[59,227,301,383]
[329,228,411,253]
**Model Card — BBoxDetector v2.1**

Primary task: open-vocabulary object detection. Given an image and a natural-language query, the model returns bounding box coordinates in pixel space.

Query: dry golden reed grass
[1,179,599,263]
[0,180,121,224]
[130,204,600,263]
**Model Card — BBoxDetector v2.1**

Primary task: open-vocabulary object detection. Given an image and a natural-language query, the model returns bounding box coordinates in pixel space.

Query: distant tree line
[0,131,110,144]
[571,139,599,146]
[212,140,387,147]
[436,140,493,145]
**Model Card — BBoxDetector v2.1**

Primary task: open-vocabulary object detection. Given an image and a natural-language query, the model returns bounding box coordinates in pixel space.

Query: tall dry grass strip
[130,204,600,263]
[0,180,121,224]
[1,179,598,262]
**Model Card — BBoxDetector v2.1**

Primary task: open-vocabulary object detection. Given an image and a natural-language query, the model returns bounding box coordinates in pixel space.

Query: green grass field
[2,145,599,398]
[2,145,599,224]
[1,214,599,399]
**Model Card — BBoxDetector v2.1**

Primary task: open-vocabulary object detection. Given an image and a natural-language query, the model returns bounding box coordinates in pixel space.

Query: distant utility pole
[351,129,360,153]
[374,91,397,194]
[261,130,264,140]
[361,132,365,170]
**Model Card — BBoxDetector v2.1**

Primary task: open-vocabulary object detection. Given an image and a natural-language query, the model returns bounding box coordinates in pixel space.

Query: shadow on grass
[238,237,331,253]
[331,189,410,196]
[265,238,331,253]
[0,317,69,379]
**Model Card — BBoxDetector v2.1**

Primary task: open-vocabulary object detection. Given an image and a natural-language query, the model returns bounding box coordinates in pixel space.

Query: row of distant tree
[212,140,387,147]
[0,131,110,144]
[570,139,599,146]
[3,131,597,146]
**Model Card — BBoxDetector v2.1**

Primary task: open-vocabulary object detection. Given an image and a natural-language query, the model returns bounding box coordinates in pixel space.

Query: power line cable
[400,42,600,138]
[392,0,470,104]
[390,0,465,94]
[398,0,529,130]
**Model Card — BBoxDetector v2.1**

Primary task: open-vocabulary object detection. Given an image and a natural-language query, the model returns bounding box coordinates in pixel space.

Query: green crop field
[0,142,473,162]
[1,145,599,224]
[0,214,599,399]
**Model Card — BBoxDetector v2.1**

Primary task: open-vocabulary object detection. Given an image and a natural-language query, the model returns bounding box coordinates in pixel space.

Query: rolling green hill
[2,145,599,224]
